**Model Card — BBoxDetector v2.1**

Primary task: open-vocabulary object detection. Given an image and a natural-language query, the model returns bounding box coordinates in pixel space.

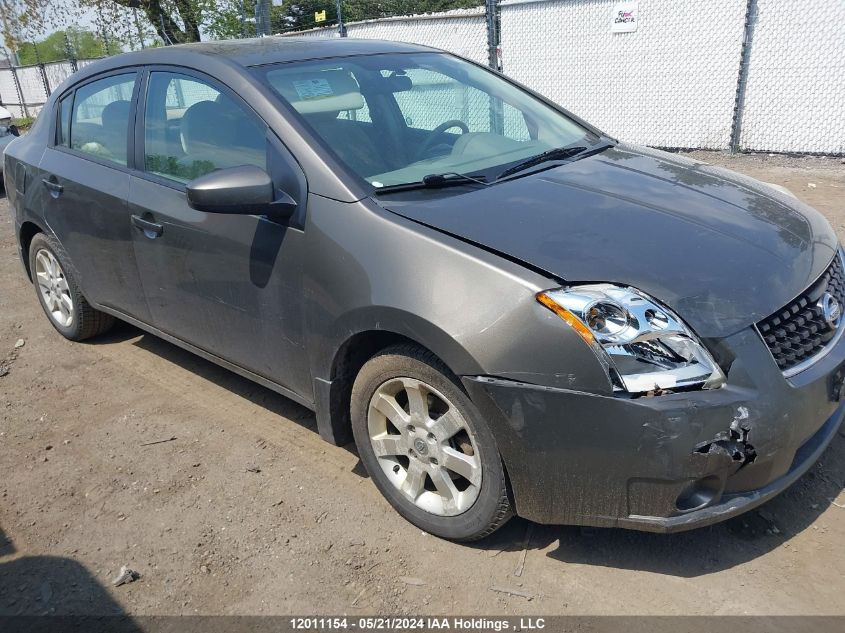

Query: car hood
[380,143,838,338]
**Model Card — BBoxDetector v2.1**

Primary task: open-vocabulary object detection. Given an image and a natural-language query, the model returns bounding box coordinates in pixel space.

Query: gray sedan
[3,38,843,540]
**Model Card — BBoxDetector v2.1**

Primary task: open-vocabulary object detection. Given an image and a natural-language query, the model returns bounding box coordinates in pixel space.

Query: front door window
[143,72,267,183]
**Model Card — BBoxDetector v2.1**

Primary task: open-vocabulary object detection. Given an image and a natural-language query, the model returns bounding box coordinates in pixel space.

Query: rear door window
[70,73,137,166]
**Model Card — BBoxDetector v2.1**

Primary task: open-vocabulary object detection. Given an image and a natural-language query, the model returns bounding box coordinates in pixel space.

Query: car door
[38,71,151,321]
[128,68,311,397]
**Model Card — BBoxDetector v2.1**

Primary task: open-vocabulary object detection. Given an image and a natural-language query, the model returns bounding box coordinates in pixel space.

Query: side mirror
[186,165,296,219]
[8,124,19,137]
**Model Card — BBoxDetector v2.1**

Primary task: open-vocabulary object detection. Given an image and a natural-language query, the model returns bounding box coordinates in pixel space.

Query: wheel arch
[312,308,485,447]
[18,220,46,280]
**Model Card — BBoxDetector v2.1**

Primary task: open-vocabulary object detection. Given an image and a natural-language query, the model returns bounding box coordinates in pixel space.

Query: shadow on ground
[86,320,845,579]
[92,321,367,464]
[0,526,143,630]
[90,320,318,430]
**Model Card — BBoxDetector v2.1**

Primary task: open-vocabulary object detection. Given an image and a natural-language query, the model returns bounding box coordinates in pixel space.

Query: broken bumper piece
[624,404,842,532]
[462,326,845,533]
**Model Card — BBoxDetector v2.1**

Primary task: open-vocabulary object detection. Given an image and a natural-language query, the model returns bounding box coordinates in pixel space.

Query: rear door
[128,68,309,395]
[38,71,151,321]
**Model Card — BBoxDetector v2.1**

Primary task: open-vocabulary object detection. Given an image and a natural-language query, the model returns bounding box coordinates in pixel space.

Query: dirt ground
[1,151,844,618]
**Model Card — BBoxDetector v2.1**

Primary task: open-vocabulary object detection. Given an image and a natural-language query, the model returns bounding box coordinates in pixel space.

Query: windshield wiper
[373,172,489,195]
[495,144,613,181]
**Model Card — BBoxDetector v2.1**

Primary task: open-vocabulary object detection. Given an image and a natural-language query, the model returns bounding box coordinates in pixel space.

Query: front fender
[301,196,615,444]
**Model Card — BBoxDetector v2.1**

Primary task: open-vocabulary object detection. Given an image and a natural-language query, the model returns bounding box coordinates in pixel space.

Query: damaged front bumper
[463,326,845,533]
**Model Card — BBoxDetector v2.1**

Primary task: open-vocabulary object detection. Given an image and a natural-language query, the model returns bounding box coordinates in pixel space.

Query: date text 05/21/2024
[289,617,547,630]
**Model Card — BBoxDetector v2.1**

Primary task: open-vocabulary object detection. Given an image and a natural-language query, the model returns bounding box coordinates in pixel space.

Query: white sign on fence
[611,2,638,33]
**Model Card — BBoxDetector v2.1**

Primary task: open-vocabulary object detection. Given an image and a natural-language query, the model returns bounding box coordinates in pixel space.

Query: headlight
[537,284,725,394]
[0,118,10,137]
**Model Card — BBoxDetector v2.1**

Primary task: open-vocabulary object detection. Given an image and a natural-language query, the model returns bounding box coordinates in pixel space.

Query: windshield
[253,52,598,188]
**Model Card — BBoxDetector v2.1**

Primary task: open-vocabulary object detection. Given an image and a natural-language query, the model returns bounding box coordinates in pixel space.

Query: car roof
[78,37,439,73]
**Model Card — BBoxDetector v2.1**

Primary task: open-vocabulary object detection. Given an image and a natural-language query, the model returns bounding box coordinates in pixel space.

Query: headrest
[180,100,232,154]
[101,100,130,129]
[267,69,364,114]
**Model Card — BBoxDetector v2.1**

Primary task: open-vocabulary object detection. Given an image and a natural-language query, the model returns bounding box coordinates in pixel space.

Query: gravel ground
[1,151,844,617]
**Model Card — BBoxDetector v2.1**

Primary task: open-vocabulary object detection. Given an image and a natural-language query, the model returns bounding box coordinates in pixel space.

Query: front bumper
[463,325,845,532]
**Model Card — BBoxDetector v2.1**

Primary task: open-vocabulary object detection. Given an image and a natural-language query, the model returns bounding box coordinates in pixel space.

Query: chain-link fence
[281,8,489,65]
[0,60,91,118]
[498,0,844,155]
[1,0,843,154]
[501,0,746,150]
[0,34,107,119]
[737,0,845,154]
[273,0,844,155]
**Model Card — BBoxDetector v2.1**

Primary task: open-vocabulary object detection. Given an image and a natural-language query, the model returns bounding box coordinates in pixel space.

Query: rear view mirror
[385,75,412,93]
[368,74,412,94]
[186,165,295,218]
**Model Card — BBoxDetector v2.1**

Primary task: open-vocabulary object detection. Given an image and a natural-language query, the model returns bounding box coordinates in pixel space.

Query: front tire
[28,233,114,341]
[351,344,511,541]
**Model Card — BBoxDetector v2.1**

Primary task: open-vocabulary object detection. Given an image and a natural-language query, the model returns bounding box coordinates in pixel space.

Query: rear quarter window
[57,94,72,147]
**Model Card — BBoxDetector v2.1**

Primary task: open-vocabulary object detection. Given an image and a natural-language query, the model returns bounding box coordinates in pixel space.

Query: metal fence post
[255,0,271,36]
[336,0,347,37]
[485,0,498,70]
[730,0,757,153]
[39,62,50,97]
[486,0,503,134]
[64,31,78,72]
[33,42,51,98]
[9,65,28,118]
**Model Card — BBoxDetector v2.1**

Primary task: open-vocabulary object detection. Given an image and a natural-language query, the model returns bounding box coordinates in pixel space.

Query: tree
[86,0,205,44]
[273,0,483,33]
[274,0,336,32]
[3,0,490,57]
[0,0,52,53]
[16,27,120,64]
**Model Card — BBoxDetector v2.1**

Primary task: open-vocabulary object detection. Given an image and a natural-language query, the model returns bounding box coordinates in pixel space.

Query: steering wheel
[415,119,470,161]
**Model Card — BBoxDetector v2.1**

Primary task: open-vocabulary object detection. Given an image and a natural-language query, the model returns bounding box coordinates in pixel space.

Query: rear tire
[28,233,114,341]
[351,344,511,541]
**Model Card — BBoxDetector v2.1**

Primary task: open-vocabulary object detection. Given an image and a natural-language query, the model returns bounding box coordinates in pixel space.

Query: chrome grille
[757,253,845,373]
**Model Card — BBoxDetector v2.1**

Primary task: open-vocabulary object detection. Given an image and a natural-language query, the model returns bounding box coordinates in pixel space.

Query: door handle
[42,178,63,196]
[131,214,164,238]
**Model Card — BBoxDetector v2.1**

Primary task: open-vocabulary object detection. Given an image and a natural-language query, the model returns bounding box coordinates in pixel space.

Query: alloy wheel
[34,248,74,328]
[367,377,482,516]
